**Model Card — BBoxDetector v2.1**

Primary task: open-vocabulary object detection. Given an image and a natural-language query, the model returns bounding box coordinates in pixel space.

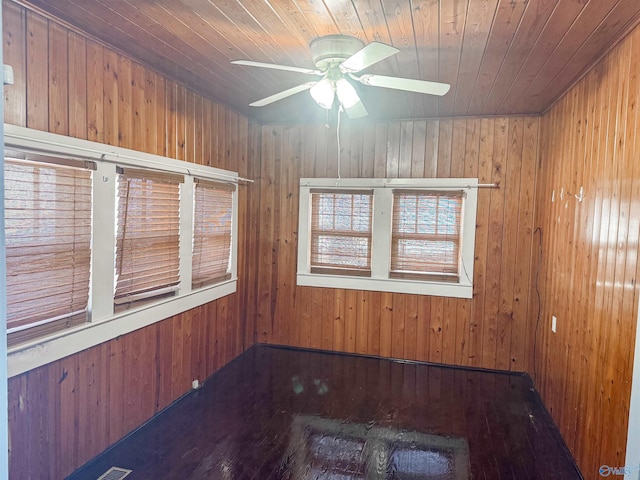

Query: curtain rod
[103,152,254,184]
[302,180,500,189]
[383,182,499,189]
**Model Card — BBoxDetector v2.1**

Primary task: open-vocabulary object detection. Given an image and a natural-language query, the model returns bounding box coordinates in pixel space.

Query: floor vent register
[96,466,132,480]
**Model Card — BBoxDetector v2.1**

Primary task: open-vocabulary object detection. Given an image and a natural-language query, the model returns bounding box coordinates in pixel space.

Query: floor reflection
[285,415,469,479]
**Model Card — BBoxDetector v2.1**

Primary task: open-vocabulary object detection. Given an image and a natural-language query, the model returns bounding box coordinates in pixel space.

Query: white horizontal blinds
[192,179,235,289]
[115,167,183,309]
[310,189,373,276]
[391,190,464,281]
[4,152,94,346]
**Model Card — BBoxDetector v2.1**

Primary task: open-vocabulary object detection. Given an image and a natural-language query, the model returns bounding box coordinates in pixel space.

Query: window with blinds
[310,190,373,276]
[115,168,183,310]
[299,179,477,298]
[391,190,464,281]
[4,152,94,346]
[192,179,235,288]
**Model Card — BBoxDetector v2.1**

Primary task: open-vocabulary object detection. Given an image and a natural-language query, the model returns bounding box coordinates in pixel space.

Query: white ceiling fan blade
[232,60,322,76]
[250,82,316,107]
[357,74,450,96]
[339,42,399,73]
[343,99,368,119]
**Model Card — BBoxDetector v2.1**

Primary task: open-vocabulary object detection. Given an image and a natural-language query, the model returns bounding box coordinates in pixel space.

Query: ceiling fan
[231,35,450,119]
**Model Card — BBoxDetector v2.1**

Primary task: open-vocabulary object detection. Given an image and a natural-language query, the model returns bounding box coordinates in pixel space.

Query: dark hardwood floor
[68,345,582,479]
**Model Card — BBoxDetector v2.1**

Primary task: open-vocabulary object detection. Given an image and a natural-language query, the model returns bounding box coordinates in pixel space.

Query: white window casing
[4,124,239,377]
[297,177,478,299]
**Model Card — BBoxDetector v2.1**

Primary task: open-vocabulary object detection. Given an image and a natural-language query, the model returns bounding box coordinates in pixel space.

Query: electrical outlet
[551,315,557,333]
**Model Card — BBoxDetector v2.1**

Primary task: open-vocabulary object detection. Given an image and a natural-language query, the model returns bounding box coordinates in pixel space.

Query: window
[298,178,478,298]
[115,168,183,310]
[192,179,235,288]
[310,189,373,276]
[391,190,463,282]
[4,152,93,346]
[5,124,239,376]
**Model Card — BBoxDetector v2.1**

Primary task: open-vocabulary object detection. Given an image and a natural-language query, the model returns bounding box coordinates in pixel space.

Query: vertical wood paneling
[116,55,131,149]
[3,4,256,479]
[102,48,118,146]
[25,9,48,130]
[535,22,640,480]
[3,1,25,126]
[48,23,67,135]
[253,116,539,373]
[131,62,145,152]
[86,40,103,143]
[68,32,86,139]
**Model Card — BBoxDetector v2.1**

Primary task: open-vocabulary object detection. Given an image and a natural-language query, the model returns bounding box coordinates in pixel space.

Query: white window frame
[5,124,239,377]
[297,178,478,299]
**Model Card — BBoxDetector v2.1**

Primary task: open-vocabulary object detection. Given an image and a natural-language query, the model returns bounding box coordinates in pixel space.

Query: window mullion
[370,188,392,279]
[91,162,117,322]
[297,187,312,275]
[229,186,239,280]
[180,177,194,296]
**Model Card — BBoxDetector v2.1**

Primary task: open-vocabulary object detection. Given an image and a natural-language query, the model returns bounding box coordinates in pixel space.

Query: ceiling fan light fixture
[335,78,360,108]
[310,78,335,109]
[233,34,451,118]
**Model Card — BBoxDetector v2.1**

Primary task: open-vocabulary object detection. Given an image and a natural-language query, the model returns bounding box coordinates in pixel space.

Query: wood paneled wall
[535,22,640,480]
[251,116,540,373]
[8,0,639,479]
[2,2,259,478]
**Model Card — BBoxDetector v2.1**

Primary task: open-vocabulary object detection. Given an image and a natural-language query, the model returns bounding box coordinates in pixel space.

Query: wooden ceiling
[19,0,640,124]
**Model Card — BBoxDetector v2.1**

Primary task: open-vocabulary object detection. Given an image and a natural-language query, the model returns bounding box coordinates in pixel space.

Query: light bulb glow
[336,78,360,108]
[310,78,335,109]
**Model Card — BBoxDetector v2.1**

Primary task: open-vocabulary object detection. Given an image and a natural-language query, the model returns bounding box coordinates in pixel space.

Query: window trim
[297,177,478,299]
[5,124,239,377]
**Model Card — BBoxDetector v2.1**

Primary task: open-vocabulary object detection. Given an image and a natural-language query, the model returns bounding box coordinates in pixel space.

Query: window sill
[7,279,236,378]
[296,273,472,298]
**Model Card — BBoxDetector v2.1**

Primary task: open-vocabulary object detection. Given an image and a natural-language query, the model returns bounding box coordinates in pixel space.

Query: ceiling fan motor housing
[310,35,365,71]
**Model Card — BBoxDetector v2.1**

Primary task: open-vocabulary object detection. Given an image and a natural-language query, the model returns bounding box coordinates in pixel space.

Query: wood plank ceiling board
[531,0,640,110]
[438,0,470,116]
[411,0,440,116]
[451,0,500,116]
[465,0,529,115]
[511,0,623,112]
[479,0,558,114]
[381,0,426,118]
[497,0,589,113]
[16,0,640,124]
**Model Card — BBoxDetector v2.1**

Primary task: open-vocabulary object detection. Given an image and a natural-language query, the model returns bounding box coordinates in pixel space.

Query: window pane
[192,180,234,288]
[115,169,182,309]
[310,191,373,274]
[314,235,371,268]
[5,156,92,345]
[391,191,463,277]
